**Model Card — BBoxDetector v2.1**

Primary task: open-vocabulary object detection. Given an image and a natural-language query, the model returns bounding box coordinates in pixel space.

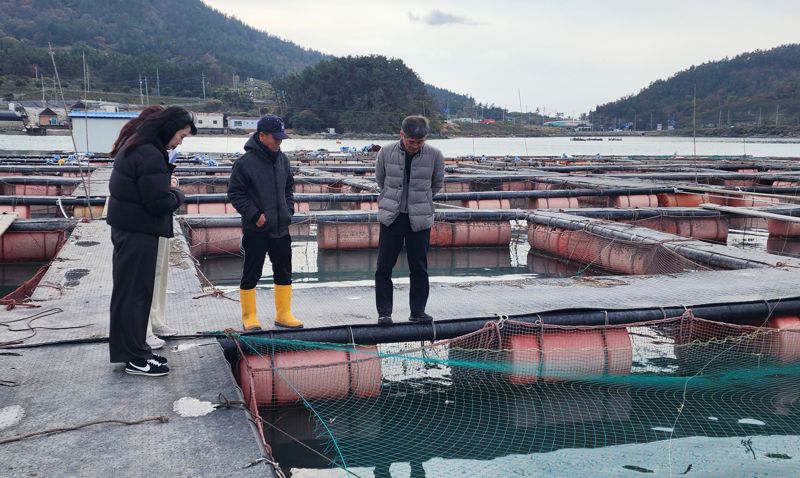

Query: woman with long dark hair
[110,105,178,351]
[107,106,196,376]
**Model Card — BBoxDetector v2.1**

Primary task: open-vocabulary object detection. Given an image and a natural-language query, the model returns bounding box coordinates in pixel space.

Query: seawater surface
[1,134,799,157]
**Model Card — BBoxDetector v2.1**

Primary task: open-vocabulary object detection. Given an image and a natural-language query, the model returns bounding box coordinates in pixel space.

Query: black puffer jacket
[227,135,295,238]
[106,142,185,237]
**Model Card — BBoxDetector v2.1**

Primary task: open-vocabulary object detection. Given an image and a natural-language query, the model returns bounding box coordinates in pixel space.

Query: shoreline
[3,130,799,142]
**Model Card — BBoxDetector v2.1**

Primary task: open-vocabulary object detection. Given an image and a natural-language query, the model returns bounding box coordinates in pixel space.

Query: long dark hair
[110,105,165,157]
[121,106,197,155]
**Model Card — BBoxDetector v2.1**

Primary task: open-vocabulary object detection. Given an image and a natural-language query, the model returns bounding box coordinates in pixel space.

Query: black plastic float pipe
[0,196,106,205]
[610,172,800,181]
[0,177,83,185]
[564,207,724,219]
[182,187,678,204]
[8,218,76,231]
[528,212,778,269]
[180,209,529,228]
[0,166,97,174]
[218,297,800,345]
[535,163,800,173]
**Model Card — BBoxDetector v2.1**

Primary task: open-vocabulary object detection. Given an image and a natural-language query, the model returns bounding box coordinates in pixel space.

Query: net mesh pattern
[236,314,800,476]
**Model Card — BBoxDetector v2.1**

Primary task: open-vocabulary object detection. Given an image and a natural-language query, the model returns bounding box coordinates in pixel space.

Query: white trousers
[146,236,170,335]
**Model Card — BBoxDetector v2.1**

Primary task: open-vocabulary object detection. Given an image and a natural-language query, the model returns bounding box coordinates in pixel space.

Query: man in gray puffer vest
[375,116,444,325]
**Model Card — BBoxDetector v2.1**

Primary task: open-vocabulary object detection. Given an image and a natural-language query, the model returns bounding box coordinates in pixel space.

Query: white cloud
[408,9,480,26]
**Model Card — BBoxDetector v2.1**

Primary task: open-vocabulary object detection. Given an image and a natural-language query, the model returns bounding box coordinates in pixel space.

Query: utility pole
[39,69,45,103]
[82,50,88,100]
[201,73,206,101]
[776,103,780,126]
[144,77,149,105]
[727,109,730,127]
[156,68,160,97]
[692,84,697,157]
[139,74,143,105]
[718,110,722,128]
[758,108,762,125]
[650,112,653,130]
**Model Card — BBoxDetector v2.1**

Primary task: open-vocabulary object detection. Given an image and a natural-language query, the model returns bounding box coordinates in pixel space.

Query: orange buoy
[528,197,580,209]
[767,316,800,363]
[239,346,381,407]
[604,328,633,375]
[541,330,605,381]
[612,194,658,208]
[506,328,631,384]
[657,193,708,207]
[460,199,512,209]
[507,334,540,385]
[317,222,380,249]
[767,219,800,237]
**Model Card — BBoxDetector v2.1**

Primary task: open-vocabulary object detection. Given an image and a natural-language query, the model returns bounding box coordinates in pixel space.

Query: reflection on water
[526,251,602,277]
[198,239,543,287]
[766,236,800,257]
[0,262,46,298]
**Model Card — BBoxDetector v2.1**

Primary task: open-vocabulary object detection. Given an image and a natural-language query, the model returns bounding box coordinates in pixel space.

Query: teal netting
[236,314,800,477]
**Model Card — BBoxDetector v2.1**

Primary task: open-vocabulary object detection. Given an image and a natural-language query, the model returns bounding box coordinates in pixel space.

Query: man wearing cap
[374,115,445,326]
[228,115,303,330]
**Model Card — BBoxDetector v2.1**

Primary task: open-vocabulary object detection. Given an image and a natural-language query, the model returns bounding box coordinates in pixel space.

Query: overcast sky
[202,0,799,117]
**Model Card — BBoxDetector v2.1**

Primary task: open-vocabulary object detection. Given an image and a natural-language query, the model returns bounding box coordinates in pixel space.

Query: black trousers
[240,232,292,289]
[375,214,431,317]
[109,228,158,363]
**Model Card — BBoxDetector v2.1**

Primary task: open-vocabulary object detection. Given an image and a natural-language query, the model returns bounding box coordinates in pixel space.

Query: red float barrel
[239,345,382,407]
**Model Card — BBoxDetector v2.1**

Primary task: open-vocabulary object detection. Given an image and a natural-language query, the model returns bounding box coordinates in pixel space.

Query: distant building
[543,119,591,129]
[451,117,478,124]
[194,112,224,130]
[39,107,60,126]
[228,116,259,131]
[69,111,138,154]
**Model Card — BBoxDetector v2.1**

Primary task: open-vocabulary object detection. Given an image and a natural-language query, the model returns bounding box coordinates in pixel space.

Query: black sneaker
[377,315,393,326]
[151,354,168,366]
[125,357,170,377]
[409,312,433,323]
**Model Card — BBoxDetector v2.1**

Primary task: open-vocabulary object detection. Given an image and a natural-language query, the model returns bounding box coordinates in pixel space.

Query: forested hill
[0,0,328,97]
[591,44,800,131]
[273,55,439,134]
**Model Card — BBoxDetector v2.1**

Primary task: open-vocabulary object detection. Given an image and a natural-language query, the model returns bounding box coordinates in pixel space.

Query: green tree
[273,55,436,134]
[294,109,324,132]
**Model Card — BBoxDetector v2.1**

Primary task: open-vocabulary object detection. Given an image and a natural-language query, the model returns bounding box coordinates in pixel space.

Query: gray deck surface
[1,341,267,478]
[73,165,112,197]
[0,221,273,477]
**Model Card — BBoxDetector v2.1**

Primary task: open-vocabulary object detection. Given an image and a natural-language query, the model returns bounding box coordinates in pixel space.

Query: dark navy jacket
[227,135,295,238]
[106,142,184,237]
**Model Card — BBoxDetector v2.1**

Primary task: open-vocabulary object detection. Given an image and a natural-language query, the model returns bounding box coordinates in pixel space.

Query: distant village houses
[227,116,259,132]
[38,107,61,126]
[194,112,224,130]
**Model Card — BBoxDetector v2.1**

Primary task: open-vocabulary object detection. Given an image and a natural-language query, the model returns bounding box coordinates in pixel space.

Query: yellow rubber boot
[274,284,303,328]
[240,288,262,331]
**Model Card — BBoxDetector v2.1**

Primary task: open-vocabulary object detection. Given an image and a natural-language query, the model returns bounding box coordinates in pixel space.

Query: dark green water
[263,367,800,477]
[0,262,46,298]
